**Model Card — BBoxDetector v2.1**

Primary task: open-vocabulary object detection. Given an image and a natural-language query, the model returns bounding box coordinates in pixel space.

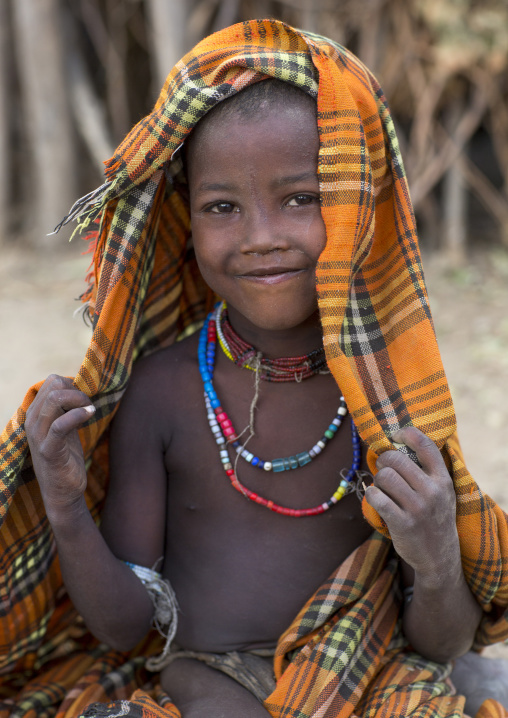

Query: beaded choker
[216,301,328,382]
[198,306,362,517]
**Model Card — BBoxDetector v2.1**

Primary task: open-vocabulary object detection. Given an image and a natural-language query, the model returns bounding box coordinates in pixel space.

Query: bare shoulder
[115,330,201,437]
[128,331,200,391]
[107,327,202,485]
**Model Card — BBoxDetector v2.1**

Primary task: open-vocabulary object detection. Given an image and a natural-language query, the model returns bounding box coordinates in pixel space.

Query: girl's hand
[25,374,95,517]
[364,427,459,581]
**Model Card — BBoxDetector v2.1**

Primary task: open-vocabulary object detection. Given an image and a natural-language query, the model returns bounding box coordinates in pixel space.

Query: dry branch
[407,75,448,174]
[410,85,489,208]
[483,77,508,195]
[462,155,508,243]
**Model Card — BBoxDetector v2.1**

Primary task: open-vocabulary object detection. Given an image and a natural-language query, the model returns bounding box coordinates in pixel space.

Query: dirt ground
[2,241,508,659]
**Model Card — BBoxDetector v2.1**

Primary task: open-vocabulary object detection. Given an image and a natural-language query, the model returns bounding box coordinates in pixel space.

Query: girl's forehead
[185,101,319,182]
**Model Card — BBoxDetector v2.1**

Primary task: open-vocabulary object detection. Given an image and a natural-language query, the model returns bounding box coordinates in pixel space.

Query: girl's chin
[226,304,321,335]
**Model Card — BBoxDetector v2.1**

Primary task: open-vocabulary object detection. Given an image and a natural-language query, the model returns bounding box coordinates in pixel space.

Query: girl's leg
[161,657,272,718]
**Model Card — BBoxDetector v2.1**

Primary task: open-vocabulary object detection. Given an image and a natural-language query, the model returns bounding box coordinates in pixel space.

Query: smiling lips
[238,267,307,285]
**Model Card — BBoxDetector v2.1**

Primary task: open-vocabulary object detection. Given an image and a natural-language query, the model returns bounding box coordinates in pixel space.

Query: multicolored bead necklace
[198,306,362,517]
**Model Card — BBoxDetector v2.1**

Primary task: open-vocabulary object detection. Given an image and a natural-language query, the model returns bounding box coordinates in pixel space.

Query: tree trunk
[11,0,77,246]
[64,6,114,177]
[146,0,189,94]
[0,0,10,244]
[104,0,130,141]
[67,48,115,176]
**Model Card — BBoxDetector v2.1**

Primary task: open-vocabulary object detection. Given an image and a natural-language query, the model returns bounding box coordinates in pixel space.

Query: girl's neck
[226,305,323,359]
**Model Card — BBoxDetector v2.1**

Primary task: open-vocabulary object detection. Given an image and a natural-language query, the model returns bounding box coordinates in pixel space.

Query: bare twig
[410,85,489,208]
[462,155,508,243]
[406,74,448,177]
[481,74,508,195]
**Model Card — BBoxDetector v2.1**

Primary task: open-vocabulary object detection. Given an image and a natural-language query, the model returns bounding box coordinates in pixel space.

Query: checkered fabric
[1,18,508,718]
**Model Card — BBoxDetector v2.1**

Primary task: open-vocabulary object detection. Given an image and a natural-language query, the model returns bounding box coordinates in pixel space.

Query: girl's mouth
[238,268,306,285]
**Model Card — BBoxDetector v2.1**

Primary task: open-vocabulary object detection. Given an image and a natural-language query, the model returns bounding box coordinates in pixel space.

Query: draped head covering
[1,18,508,709]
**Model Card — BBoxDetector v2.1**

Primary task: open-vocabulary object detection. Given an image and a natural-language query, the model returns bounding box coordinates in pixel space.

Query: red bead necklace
[217,301,328,382]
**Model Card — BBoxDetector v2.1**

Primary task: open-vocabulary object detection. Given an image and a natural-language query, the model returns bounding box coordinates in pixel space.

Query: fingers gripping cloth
[123,562,179,672]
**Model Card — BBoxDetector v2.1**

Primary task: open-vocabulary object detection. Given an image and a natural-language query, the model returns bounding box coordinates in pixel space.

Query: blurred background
[1,0,508,507]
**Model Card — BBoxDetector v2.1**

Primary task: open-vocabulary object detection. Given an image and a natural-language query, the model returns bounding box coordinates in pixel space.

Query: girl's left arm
[364,426,482,663]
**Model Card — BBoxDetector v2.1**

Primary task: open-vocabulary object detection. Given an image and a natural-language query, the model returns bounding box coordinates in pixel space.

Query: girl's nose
[241,211,289,255]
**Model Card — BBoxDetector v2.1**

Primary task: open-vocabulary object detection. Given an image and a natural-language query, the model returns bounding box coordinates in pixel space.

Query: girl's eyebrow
[196,172,317,194]
[273,171,317,187]
[195,181,237,193]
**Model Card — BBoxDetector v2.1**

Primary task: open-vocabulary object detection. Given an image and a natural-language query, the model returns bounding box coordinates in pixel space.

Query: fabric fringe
[51,180,113,236]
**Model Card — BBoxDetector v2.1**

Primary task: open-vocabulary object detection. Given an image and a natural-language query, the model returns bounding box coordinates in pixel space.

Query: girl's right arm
[25,373,166,651]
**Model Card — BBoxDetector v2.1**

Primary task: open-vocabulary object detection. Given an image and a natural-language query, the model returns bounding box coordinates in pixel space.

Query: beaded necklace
[215,304,348,472]
[198,307,362,517]
[217,301,328,382]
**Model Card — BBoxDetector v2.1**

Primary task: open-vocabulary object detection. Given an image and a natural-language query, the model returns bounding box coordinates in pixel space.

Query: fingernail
[84,405,96,414]
[392,441,405,450]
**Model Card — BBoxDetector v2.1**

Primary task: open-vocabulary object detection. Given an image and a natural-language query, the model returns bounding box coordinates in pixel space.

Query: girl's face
[187,101,326,338]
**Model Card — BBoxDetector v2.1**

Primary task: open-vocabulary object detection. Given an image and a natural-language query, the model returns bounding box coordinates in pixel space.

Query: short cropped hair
[208,77,317,123]
[183,78,317,175]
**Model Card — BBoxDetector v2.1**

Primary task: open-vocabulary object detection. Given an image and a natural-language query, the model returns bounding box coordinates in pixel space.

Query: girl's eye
[286,194,318,207]
[208,202,238,214]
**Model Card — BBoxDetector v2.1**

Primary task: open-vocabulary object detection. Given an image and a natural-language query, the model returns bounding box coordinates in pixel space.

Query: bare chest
[160,363,373,651]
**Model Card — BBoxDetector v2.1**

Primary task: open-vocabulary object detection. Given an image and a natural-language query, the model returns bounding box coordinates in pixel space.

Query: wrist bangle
[124,559,179,671]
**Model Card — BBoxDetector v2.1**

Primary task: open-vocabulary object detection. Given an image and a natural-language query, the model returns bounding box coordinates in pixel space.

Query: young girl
[2,19,508,718]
